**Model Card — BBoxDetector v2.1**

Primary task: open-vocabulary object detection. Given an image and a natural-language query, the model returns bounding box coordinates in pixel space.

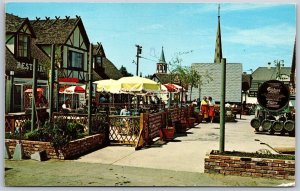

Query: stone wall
[205,152,295,180]
[6,134,105,160]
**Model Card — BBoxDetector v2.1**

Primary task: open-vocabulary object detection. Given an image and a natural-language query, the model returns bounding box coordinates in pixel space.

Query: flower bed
[204,150,295,180]
[6,133,105,160]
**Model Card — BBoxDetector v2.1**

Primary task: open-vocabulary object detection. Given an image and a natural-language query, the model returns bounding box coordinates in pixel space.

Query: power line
[140,56,157,62]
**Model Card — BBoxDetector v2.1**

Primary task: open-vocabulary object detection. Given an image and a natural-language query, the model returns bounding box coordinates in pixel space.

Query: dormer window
[17,34,30,58]
[95,56,103,68]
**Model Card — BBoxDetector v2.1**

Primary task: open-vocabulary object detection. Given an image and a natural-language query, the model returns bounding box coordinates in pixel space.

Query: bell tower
[156,46,167,73]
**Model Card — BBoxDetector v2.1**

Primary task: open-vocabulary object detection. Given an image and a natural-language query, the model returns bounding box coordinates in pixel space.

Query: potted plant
[161,114,175,141]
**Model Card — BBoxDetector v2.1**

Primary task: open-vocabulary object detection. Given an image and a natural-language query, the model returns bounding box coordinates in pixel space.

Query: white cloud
[224,24,295,47]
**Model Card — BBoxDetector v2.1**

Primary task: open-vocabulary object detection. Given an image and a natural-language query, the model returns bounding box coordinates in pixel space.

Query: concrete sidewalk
[75,115,295,173]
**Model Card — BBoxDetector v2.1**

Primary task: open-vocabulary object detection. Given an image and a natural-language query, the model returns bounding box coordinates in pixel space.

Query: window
[95,56,102,68]
[17,34,30,58]
[68,51,83,69]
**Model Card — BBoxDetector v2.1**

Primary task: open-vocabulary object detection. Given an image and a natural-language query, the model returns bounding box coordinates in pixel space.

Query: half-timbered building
[30,15,90,85]
[5,13,50,112]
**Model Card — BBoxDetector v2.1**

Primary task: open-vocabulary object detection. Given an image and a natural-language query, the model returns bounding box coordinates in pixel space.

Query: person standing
[36,91,48,108]
[208,96,215,123]
[200,96,209,122]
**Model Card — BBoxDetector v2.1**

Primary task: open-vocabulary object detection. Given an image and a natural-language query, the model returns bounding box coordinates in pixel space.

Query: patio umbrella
[24,88,44,93]
[94,79,120,93]
[173,84,186,92]
[118,76,160,93]
[63,85,85,94]
[163,83,179,92]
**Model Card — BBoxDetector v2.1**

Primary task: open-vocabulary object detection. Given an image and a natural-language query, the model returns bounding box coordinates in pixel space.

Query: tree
[169,56,212,102]
[119,65,133,77]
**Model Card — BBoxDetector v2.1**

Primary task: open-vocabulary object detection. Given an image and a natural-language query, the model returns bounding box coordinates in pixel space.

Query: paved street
[76,115,295,173]
[5,114,296,187]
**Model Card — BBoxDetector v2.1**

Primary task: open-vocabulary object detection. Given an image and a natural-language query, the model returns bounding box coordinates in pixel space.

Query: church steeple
[156,46,167,73]
[214,4,223,64]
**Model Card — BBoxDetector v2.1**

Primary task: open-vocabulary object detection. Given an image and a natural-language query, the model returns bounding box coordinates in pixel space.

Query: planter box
[5,134,105,160]
[187,117,196,127]
[161,127,175,141]
[198,113,204,123]
[175,121,187,133]
[204,150,295,180]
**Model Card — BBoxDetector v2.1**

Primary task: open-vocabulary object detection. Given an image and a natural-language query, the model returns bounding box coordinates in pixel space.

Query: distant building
[151,47,174,84]
[190,5,242,103]
[246,66,292,104]
[92,43,123,81]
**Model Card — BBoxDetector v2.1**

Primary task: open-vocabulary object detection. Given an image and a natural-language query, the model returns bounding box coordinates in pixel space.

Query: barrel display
[272,120,284,132]
[250,118,261,129]
[261,119,274,131]
[284,120,295,132]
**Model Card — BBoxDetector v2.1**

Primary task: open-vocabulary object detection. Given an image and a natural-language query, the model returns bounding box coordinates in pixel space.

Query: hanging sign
[257,80,290,111]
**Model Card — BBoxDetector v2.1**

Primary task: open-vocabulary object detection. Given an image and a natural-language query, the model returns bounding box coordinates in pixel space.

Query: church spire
[159,46,166,64]
[214,4,223,64]
[156,46,167,73]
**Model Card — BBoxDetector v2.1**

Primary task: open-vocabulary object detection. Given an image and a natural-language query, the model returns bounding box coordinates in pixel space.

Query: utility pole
[135,44,142,76]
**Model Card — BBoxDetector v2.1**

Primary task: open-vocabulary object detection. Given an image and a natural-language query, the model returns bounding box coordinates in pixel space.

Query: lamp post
[10,71,14,113]
[219,58,226,153]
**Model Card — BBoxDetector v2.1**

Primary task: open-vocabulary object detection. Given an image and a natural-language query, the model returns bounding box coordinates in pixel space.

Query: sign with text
[257,80,290,111]
[17,62,45,72]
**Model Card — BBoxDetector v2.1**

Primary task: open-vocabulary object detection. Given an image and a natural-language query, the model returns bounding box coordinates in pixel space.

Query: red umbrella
[163,83,179,92]
[63,86,85,94]
[24,88,44,93]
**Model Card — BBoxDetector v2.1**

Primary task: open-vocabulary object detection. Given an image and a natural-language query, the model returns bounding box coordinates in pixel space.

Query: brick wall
[204,153,295,180]
[6,134,105,160]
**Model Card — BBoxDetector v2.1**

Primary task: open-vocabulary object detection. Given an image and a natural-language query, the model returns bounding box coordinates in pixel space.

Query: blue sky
[5,2,296,76]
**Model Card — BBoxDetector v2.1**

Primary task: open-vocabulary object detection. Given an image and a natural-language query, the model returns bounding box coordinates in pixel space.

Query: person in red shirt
[35,92,48,108]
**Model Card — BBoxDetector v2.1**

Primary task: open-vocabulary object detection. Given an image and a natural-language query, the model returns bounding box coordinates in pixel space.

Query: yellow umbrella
[94,79,120,93]
[117,76,160,93]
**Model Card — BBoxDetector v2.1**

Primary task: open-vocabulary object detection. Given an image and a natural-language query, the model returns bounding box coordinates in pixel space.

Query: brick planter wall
[204,150,295,180]
[6,134,105,160]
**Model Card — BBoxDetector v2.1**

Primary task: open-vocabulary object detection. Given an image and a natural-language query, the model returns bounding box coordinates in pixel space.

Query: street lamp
[10,71,14,113]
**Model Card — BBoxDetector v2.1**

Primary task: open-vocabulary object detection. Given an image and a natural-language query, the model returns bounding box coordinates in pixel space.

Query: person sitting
[120,105,130,116]
[62,99,72,112]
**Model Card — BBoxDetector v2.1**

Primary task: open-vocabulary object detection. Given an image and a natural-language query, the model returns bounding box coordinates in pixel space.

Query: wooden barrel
[250,118,261,129]
[284,120,295,132]
[261,119,274,131]
[272,120,284,132]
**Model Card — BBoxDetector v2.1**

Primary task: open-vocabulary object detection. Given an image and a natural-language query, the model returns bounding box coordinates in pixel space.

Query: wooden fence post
[135,113,145,150]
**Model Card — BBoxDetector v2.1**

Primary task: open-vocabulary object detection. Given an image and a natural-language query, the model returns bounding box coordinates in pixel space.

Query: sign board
[257,80,290,111]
